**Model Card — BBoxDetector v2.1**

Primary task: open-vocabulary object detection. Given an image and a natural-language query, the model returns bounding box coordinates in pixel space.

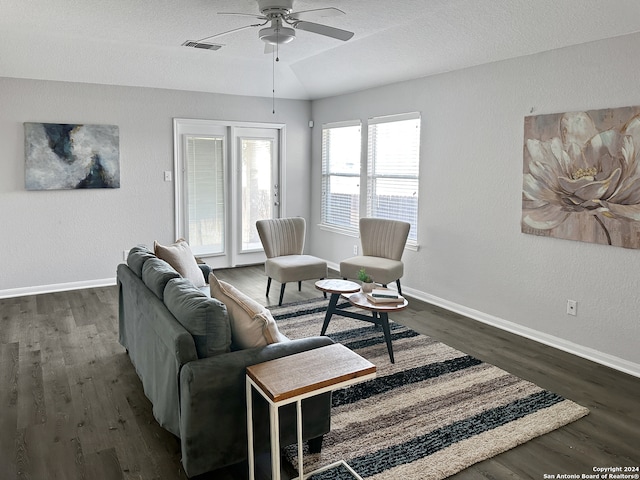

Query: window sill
[318,223,420,252]
[318,223,359,237]
[405,241,420,252]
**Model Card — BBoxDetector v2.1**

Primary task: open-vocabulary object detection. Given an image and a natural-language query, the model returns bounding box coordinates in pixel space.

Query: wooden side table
[246,343,376,480]
[315,279,408,363]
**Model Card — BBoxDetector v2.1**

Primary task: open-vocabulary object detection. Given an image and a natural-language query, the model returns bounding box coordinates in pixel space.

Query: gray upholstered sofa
[117,244,333,477]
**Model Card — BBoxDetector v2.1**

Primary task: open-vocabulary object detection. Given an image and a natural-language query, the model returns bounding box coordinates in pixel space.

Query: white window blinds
[367,113,420,242]
[321,121,362,232]
[185,135,226,255]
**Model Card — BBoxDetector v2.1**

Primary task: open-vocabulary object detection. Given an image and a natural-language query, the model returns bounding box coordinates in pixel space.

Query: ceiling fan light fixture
[259,25,295,44]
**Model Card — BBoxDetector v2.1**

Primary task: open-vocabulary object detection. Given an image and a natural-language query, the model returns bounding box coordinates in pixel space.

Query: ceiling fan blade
[287,7,345,21]
[218,12,267,20]
[293,21,354,41]
[196,22,265,42]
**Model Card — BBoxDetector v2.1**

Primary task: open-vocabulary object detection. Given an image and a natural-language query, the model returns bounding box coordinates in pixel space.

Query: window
[321,121,362,233]
[320,114,421,245]
[367,113,420,243]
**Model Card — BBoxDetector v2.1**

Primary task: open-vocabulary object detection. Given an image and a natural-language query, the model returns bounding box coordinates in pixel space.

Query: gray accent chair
[340,217,411,296]
[256,217,328,306]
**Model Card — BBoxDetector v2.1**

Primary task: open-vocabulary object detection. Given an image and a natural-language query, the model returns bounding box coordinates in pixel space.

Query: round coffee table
[315,279,361,296]
[315,279,408,363]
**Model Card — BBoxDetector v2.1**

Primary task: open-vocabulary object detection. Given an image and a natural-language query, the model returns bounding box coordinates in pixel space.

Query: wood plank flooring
[1,265,638,479]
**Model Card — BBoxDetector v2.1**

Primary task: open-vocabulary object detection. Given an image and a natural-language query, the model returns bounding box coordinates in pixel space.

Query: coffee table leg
[321,293,339,335]
[379,312,395,364]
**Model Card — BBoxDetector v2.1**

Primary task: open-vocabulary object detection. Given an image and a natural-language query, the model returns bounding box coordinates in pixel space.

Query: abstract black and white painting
[25,122,120,190]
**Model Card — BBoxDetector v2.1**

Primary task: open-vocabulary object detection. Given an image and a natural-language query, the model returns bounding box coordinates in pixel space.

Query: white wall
[0,78,311,295]
[309,33,640,375]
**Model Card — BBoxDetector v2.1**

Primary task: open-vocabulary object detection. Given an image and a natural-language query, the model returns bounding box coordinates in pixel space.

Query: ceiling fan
[184,0,354,52]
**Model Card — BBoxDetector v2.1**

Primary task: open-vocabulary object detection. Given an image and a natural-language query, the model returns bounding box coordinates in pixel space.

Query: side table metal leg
[379,312,395,364]
[246,378,255,480]
[320,293,339,335]
[296,399,304,479]
[270,403,281,480]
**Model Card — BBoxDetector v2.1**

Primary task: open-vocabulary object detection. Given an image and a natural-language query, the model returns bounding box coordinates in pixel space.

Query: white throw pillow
[209,273,287,349]
[154,238,206,288]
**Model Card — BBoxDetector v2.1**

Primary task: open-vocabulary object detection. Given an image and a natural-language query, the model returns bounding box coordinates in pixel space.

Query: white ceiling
[2,0,640,100]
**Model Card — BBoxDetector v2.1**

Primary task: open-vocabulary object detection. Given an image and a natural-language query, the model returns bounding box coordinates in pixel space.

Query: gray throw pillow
[127,245,156,277]
[164,278,231,359]
[141,258,180,300]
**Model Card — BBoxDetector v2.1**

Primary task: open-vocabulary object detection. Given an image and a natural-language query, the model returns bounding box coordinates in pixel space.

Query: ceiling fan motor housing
[258,0,293,16]
[260,25,296,44]
[257,0,297,44]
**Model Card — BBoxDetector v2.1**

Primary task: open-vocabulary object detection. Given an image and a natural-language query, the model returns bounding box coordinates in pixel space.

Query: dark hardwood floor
[1,264,638,479]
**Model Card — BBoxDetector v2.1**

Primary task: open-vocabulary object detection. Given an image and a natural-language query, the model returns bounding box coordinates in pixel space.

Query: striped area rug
[269,298,589,480]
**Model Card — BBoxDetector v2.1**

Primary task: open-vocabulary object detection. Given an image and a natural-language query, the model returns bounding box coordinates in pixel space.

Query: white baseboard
[326,262,640,379]
[0,278,117,299]
[402,285,640,379]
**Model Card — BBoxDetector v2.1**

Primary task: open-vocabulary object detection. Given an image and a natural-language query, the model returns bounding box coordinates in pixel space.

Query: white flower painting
[523,106,640,249]
[25,123,120,190]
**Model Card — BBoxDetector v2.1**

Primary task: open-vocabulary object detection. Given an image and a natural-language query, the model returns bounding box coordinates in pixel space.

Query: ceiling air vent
[182,40,223,51]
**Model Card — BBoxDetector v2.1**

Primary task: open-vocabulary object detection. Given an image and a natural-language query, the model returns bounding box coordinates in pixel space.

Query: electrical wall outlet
[353,245,358,255]
[566,299,577,316]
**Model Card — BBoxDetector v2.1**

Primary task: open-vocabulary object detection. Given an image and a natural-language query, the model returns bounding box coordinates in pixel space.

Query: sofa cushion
[209,273,288,350]
[142,257,180,300]
[164,278,231,359]
[154,239,206,288]
[127,245,156,277]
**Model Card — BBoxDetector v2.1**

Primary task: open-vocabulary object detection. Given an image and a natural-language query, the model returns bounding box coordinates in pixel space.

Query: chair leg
[396,279,402,296]
[278,283,286,306]
[266,277,272,297]
[298,281,302,291]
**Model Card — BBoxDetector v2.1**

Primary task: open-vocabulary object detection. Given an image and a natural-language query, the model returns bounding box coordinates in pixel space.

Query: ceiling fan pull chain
[276,21,280,61]
[272,23,282,114]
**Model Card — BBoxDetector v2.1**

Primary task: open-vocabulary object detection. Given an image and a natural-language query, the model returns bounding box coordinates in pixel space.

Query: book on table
[370,288,399,299]
[366,292,404,304]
